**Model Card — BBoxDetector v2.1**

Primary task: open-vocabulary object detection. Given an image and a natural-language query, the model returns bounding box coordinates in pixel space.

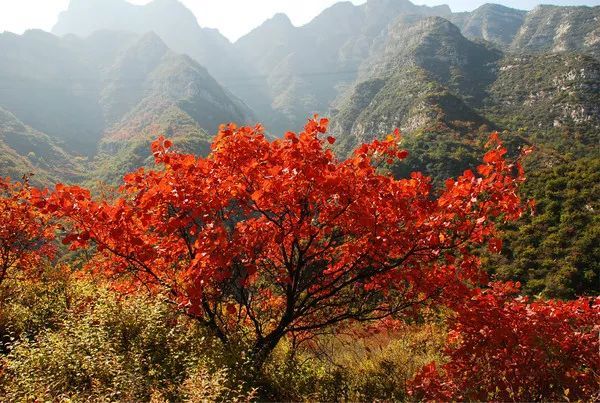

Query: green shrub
[0,265,71,353]
[0,273,447,402]
[0,277,236,401]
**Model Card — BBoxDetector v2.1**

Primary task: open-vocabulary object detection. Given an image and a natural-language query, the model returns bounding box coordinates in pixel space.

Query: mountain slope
[91,33,255,183]
[330,16,499,155]
[0,30,254,185]
[234,0,453,133]
[330,15,600,181]
[450,4,526,49]
[510,5,600,58]
[323,14,599,298]
[99,32,253,137]
[449,4,600,59]
[484,53,600,154]
[0,107,84,186]
[487,157,599,298]
[0,30,105,154]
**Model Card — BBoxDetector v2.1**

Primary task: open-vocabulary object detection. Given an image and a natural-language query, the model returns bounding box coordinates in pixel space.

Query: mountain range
[49,0,600,133]
[0,0,598,184]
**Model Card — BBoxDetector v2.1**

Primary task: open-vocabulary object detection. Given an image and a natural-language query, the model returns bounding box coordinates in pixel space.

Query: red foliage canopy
[409,282,600,401]
[0,176,55,285]
[36,118,528,365]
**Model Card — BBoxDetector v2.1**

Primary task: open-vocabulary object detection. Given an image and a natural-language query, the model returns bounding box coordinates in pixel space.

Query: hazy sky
[0,0,599,41]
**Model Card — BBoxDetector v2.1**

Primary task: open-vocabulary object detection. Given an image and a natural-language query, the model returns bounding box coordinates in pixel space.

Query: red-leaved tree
[36,118,528,368]
[408,282,600,401]
[0,176,55,285]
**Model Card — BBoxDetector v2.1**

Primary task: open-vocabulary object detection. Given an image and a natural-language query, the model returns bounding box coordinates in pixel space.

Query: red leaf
[488,238,503,253]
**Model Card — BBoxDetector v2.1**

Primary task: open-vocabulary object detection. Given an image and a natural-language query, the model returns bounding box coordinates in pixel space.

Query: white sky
[0,0,599,42]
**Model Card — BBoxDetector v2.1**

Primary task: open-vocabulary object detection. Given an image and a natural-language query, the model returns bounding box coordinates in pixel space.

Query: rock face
[0,30,254,184]
[329,16,500,154]
[451,4,600,58]
[510,5,600,57]
[327,14,600,186]
[485,54,600,133]
[450,4,526,48]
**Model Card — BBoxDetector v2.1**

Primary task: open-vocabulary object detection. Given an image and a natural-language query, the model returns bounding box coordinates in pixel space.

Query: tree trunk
[0,264,7,286]
[250,331,285,371]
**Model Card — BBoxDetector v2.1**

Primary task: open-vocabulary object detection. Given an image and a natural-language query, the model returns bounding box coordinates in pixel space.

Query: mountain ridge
[51,0,600,136]
[2,0,598,185]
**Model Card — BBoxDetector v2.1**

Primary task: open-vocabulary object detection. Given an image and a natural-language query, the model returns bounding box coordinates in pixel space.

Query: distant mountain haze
[52,0,249,84]
[0,28,254,185]
[2,0,599,41]
[50,0,600,134]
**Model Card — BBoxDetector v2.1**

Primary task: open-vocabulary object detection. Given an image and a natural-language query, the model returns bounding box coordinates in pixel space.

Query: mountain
[51,0,600,135]
[484,53,600,155]
[450,4,527,49]
[328,14,600,178]
[6,0,599,179]
[451,4,600,58]
[234,0,453,133]
[329,16,500,156]
[52,0,271,134]
[0,30,105,154]
[93,32,254,183]
[97,31,252,138]
[0,29,254,184]
[52,0,247,85]
[235,0,600,134]
[510,5,600,57]
[0,107,84,186]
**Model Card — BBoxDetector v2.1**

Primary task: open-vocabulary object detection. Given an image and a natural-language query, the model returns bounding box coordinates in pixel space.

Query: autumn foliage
[409,282,600,401]
[2,116,598,400]
[30,117,533,368]
[0,176,55,285]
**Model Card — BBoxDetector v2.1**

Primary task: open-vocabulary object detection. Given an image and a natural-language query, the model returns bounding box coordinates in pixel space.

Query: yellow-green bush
[0,271,447,402]
[0,276,250,401]
[0,265,71,351]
